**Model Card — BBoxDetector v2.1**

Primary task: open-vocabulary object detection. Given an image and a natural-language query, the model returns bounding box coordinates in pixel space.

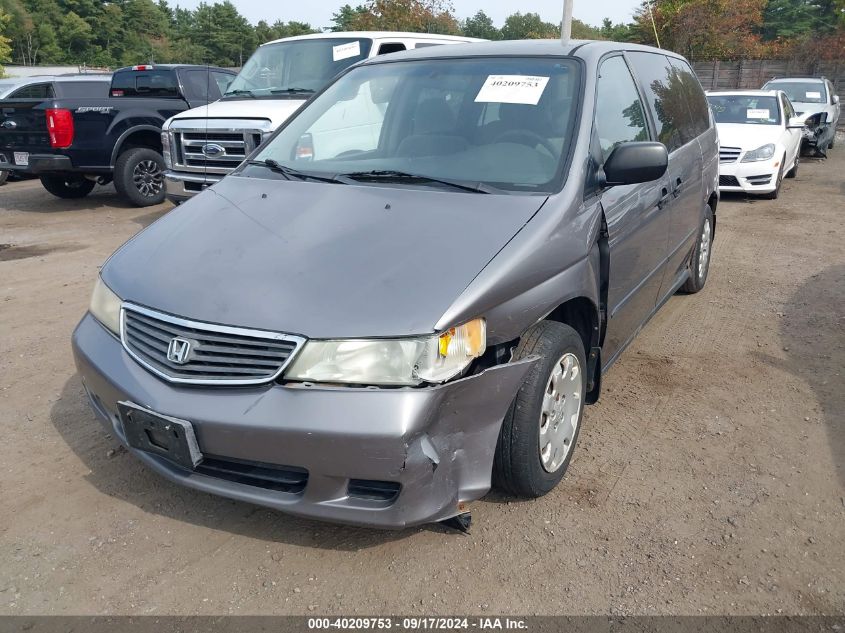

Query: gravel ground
[0,145,843,616]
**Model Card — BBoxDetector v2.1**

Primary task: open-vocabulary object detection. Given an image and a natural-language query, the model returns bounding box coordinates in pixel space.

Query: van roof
[262,31,485,46]
[355,38,689,64]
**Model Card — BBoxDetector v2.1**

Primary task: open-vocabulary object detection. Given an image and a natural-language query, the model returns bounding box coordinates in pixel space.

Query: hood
[168,98,306,128]
[715,123,783,150]
[789,102,828,118]
[103,176,546,338]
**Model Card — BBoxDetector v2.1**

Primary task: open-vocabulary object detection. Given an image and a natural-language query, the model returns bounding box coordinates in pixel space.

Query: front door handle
[658,187,671,210]
[672,177,683,198]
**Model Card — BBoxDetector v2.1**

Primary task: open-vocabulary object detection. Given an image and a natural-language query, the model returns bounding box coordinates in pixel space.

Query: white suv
[762,77,840,156]
[162,31,483,203]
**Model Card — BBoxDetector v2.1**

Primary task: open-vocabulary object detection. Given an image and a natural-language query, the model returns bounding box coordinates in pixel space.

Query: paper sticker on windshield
[806,91,821,99]
[475,75,550,105]
[332,41,361,61]
[747,109,771,119]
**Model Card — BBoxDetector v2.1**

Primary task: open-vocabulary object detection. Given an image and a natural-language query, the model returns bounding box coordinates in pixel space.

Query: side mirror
[834,95,840,105]
[787,116,807,129]
[603,142,668,186]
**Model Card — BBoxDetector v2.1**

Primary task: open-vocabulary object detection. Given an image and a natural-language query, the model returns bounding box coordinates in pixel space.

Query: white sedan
[707,90,804,199]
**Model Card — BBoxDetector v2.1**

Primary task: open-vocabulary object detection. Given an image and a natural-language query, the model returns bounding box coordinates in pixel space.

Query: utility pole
[561,0,574,41]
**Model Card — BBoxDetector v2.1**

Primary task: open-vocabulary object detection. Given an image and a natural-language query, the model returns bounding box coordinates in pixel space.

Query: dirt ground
[1,145,843,617]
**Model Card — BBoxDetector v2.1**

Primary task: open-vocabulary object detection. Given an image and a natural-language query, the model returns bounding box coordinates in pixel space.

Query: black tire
[114,147,166,207]
[786,155,798,179]
[0,169,8,186]
[763,161,784,200]
[39,174,95,199]
[493,321,587,498]
[681,204,714,294]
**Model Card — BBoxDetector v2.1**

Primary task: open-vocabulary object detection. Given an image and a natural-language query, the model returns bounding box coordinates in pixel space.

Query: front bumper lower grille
[719,175,740,187]
[120,303,304,385]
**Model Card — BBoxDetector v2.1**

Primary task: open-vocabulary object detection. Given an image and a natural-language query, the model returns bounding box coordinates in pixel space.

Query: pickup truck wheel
[493,321,586,498]
[681,205,714,294]
[114,147,166,207]
[39,174,95,199]
[0,170,8,186]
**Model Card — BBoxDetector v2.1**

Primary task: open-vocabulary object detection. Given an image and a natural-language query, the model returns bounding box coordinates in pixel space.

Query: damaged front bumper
[718,156,782,194]
[71,313,536,529]
[801,116,835,154]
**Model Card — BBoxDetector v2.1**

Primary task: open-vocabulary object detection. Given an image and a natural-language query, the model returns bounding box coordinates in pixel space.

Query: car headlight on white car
[741,143,776,162]
[285,318,487,386]
[90,276,122,335]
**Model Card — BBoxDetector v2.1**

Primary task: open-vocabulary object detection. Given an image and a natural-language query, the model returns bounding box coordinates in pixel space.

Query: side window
[377,42,406,55]
[10,83,53,99]
[628,52,688,152]
[182,69,223,101]
[668,57,710,137]
[781,95,794,120]
[595,55,650,161]
[58,81,110,98]
[212,71,233,95]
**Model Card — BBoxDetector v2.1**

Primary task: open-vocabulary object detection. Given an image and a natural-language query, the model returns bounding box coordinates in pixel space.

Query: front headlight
[161,131,172,169]
[741,143,776,162]
[89,276,122,335]
[285,318,487,386]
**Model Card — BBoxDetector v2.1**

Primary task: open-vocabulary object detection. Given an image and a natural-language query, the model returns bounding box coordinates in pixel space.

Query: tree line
[0,0,843,77]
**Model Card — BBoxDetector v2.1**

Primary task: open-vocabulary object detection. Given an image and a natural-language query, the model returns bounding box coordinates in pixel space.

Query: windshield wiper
[223,89,256,99]
[337,170,495,194]
[269,88,314,95]
[245,159,343,184]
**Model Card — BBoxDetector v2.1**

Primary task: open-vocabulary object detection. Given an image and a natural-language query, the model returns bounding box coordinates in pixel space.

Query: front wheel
[681,205,714,294]
[763,161,784,199]
[493,321,586,498]
[786,155,799,179]
[40,174,96,199]
[114,147,166,207]
[0,169,9,186]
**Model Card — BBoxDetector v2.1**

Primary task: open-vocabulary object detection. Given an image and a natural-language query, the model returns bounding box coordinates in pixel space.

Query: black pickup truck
[0,64,235,206]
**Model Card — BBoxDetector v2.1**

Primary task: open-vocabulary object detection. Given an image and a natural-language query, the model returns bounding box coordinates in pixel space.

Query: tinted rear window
[111,69,179,97]
[56,81,111,98]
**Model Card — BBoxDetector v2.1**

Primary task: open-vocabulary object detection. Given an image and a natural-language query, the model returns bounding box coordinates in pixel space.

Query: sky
[173,0,643,30]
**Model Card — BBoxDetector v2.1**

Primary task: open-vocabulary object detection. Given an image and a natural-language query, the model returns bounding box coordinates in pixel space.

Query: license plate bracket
[13,151,29,166]
[118,402,203,469]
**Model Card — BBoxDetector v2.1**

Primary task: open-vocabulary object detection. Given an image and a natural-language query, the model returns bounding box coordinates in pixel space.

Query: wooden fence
[692,59,844,128]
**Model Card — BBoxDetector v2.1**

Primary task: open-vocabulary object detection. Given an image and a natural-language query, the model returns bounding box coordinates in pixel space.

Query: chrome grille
[719,146,742,163]
[166,123,269,176]
[120,304,304,385]
[172,130,261,174]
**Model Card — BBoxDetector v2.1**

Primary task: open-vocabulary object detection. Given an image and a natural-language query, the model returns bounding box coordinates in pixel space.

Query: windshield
[708,95,781,125]
[250,57,581,193]
[223,38,373,98]
[764,81,826,104]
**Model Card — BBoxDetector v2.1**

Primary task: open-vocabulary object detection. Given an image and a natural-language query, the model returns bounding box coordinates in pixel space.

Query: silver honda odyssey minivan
[73,40,719,529]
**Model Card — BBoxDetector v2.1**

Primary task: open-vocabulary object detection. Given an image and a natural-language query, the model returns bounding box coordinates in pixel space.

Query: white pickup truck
[161,31,482,203]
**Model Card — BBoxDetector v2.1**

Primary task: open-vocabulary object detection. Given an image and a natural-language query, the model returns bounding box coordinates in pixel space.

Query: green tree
[348,0,460,34]
[191,1,257,66]
[501,12,558,39]
[330,3,368,31]
[461,10,501,39]
[599,17,635,41]
[0,9,11,75]
[57,11,94,62]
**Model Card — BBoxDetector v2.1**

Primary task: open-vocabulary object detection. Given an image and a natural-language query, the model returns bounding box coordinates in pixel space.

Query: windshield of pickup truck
[765,81,827,104]
[708,95,781,125]
[250,57,580,193]
[223,38,373,98]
